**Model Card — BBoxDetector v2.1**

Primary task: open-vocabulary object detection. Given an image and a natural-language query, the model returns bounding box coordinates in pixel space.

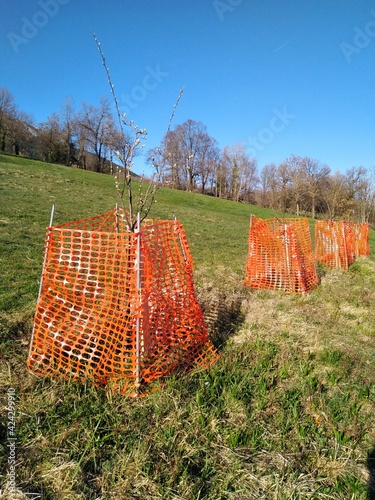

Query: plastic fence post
[29,204,55,364]
[135,212,141,394]
[284,224,291,290]
[49,204,55,228]
[332,223,338,268]
[115,203,119,233]
[342,222,348,269]
[37,204,55,299]
[248,213,253,280]
[174,216,188,264]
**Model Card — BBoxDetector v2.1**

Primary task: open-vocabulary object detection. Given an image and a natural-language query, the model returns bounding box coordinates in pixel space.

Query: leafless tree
[345,166,374,222]
[321,171,348,219]
[258,163,278,209]
[7,110,35,156]
[281,155,330,218]
[196,134,220,194]
[221,143,258,202]
[0,87,17,152]
[59,97,77,166]
[94,33,184,231]
[300,157,330,219]
[214,159,228,199]
[161,119,218,192]
[38,113,64,163]
[275,161,293,213]
[77,98,115,173]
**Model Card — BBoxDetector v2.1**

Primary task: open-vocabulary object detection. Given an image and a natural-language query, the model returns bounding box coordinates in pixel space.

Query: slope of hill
[0,153,278,313]
[0,154,374,499]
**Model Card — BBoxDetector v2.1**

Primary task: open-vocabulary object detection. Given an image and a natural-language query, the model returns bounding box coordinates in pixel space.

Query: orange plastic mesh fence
[352,222,370,257]
[314,220,370,269]
[27,208,218,396]
[244,215,319,294]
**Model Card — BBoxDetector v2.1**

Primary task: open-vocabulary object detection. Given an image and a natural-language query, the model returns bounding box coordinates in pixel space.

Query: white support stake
[29,204,55,361]
[174,215,188,264]
[135,212,141,394]
[115,203,119,233]
[37,204,55,299]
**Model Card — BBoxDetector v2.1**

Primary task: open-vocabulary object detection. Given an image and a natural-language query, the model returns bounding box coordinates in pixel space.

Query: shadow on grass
[199,287,247,351]
[207,299,246,350]
[368,445,375,499]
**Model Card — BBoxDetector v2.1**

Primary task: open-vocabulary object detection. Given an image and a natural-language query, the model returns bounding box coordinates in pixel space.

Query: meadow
[0,153,375,499]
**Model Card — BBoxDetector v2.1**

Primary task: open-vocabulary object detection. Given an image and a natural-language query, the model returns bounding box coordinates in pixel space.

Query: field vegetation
[1,153,375,499]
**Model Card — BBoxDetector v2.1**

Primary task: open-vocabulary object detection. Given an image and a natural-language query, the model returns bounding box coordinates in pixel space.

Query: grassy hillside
[0,154,283,314]
[1,154,375,499]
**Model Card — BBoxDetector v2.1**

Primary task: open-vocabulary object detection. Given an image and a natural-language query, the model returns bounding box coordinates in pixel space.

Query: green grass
[0,154,274,313]
[1,154,375,499]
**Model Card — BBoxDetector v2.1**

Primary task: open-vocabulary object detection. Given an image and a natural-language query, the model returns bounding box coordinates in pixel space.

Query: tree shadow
[368,445,375,499]
[194,268,248,350]
[199,285,246,350]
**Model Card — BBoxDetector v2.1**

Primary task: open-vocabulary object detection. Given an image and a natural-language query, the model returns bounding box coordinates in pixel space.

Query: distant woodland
[1,86,374,223]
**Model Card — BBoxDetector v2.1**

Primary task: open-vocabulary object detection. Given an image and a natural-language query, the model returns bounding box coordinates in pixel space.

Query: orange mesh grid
[27,208,218,396]
[314,220,364,269]
[352,222,370,257]
[244,215,319,294]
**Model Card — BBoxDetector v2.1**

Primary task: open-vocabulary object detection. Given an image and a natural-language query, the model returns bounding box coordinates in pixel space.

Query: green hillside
[1,154,375,499]
[0,153,283,313]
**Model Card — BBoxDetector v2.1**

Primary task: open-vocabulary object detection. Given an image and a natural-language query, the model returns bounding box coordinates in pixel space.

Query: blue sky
[1,0,374,177]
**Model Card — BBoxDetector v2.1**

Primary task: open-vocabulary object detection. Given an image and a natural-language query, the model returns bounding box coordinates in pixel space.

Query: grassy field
[1,153,375,499]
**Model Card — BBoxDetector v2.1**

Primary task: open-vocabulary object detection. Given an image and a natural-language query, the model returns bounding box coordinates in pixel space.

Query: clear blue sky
[1,0,374,177]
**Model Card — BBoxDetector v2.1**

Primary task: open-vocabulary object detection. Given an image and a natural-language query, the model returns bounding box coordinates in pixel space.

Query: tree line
[1,86,374,224]
[0,87,124,173]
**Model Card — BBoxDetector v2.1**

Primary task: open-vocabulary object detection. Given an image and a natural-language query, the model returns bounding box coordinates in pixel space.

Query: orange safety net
[27,208,218,396]
[244,215,319,294]
[352,221,370,257]
[315,220,358,269]
[315,220,370,269]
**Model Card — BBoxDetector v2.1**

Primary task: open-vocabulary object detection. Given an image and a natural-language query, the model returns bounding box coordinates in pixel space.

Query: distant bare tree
[7,110,35,156]
[59,97,77,166]
[258,163,278,208]
[321,171,348,219]
[345,166,374,222]
[281,155,330,218]
[78,98,116,173]
[283,155,305,216]
[221,143,258,202]
[38,113,64,163]
[300,157,330,219]
[214,158,228,199]
[275,161,293,213]
[161,119,218,192]
[0,87,17,152]
[196,134,220,194]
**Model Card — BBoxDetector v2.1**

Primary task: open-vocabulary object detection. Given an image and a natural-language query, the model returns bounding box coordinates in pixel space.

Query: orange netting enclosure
[314,220,370,269]
[353,221,371,257]
[27,208,218,396]
[244,215,319,294]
